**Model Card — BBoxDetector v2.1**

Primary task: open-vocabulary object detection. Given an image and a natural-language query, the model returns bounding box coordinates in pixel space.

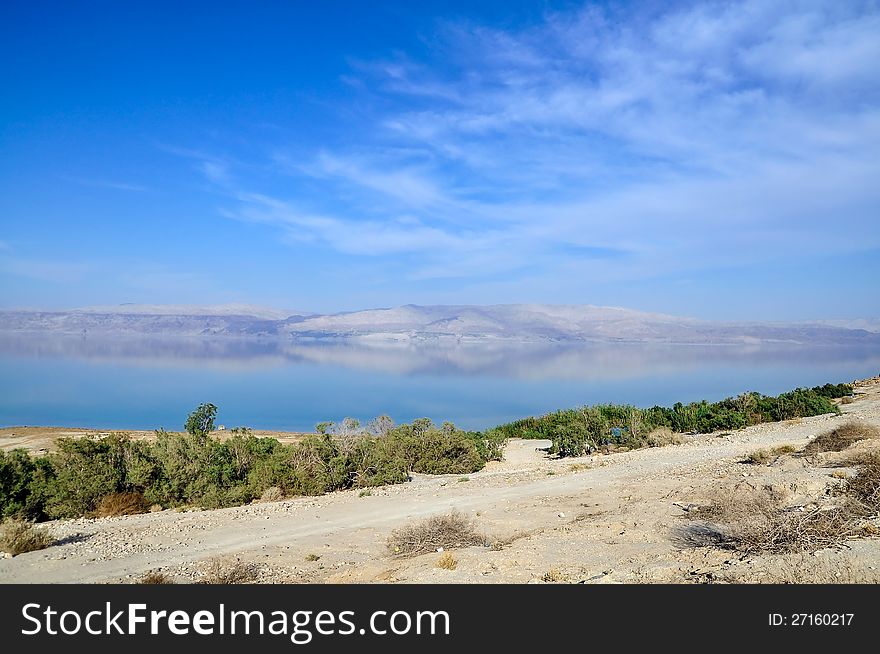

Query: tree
[184,403,218,439]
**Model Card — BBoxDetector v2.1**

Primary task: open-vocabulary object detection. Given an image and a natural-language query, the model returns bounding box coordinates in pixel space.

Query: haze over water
[1,335,877,432]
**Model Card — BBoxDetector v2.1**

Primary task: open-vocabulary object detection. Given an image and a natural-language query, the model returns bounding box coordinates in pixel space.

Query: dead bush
[541,568,566,583]
[259,486,284,503]
[844,453,880,514]
[685,486,865,555]
[646,427,685,447]
[199,558,259,584]
[803,422,880,455]
[388,510,486,558]
[436,551,457,570]
[745,445,797,465]
[0,519,54,556]
[94,491,150,517]
[138,571,174,584]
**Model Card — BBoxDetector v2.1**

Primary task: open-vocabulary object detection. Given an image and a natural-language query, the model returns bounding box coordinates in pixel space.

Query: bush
[811,383,853,399]
[0,449,44,520]
[198,558,259,584]
[41,435,129,519]
[94,491,150,517]
[682,486,865,554]
[803,422,880,455]
[745,445,797,465]
[0,519,53,556]
[388,510,486,558]
[138,571,174,584]
[494,382,846,457]
[844,453,880,514]
[646,427,685,447]
[436,551,457,570]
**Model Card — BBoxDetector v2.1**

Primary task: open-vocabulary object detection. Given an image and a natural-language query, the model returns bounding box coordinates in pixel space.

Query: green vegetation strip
[493,383,851,457]
[0,383,852,523]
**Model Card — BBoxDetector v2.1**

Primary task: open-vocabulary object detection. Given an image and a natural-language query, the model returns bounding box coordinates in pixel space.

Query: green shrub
[493,382,846,458]
[0,449,44,520]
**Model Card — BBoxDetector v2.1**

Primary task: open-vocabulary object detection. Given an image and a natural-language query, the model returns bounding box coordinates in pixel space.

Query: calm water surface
[1,335,878,432]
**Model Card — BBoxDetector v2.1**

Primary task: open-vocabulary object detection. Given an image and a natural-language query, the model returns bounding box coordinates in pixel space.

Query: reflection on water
[1,334,878,431]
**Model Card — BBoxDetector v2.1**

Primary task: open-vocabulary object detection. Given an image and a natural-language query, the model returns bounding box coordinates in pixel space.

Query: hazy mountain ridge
[0,304,877,345]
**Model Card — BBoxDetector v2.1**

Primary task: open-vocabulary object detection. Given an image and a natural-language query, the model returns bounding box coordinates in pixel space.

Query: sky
[1,0,878,320]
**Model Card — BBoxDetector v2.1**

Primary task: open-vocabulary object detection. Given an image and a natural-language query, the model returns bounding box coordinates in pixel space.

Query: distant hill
[0,303,877,346]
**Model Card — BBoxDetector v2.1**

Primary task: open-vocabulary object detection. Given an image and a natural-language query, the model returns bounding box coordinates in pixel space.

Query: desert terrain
[2,378,879,584]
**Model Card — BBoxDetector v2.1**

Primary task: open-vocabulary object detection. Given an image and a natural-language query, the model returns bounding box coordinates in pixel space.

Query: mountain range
[0,303,878,346]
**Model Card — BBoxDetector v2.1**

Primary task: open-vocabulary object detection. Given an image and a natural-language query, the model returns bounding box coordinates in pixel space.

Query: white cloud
[188,1,880,284]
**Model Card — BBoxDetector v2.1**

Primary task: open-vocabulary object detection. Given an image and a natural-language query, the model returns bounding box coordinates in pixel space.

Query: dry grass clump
[0,519,54,556]
[436,551,457,570]
[541,568,566,582]
[388,510,486,558]
[259,486,284,503]
[745,445,797,465]
[839,396,854,405]
[802,422,880,455]
[646,427,686,448]
[138,571,174,584]
[683,486,865,555]
[198,558,260,584]
[843,453,880,514]
[94,491,150,517]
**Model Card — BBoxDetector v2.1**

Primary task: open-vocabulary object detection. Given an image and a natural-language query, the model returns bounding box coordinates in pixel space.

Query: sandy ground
[2,379,879,584]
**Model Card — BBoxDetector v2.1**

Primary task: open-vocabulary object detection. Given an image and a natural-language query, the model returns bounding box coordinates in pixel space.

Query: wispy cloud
[178,1,880,285]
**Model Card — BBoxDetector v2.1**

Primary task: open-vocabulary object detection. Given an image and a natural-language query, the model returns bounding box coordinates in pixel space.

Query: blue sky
[1,0,878,320]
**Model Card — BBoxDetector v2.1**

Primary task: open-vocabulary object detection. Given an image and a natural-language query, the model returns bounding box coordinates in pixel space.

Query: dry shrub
[844,453,880,514]
[685,486,865,555]
[541,568,566,582]
[436,551,457,570]
[138,571,174,584]
[803,422,880,455]
[646,427,685,448]
[746,449,773,465]
[199,558,259,584]
[839,397,854,405]
[388,510,486,558]
[94,491,150,517]
[259,486,284,503]
[0,519,54,556]
[489,529,532,551]
[745,444,797,465]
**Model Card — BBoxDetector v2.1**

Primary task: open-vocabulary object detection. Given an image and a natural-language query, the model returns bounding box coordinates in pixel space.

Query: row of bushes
[0,417,507,522]
[492,383,851,457]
